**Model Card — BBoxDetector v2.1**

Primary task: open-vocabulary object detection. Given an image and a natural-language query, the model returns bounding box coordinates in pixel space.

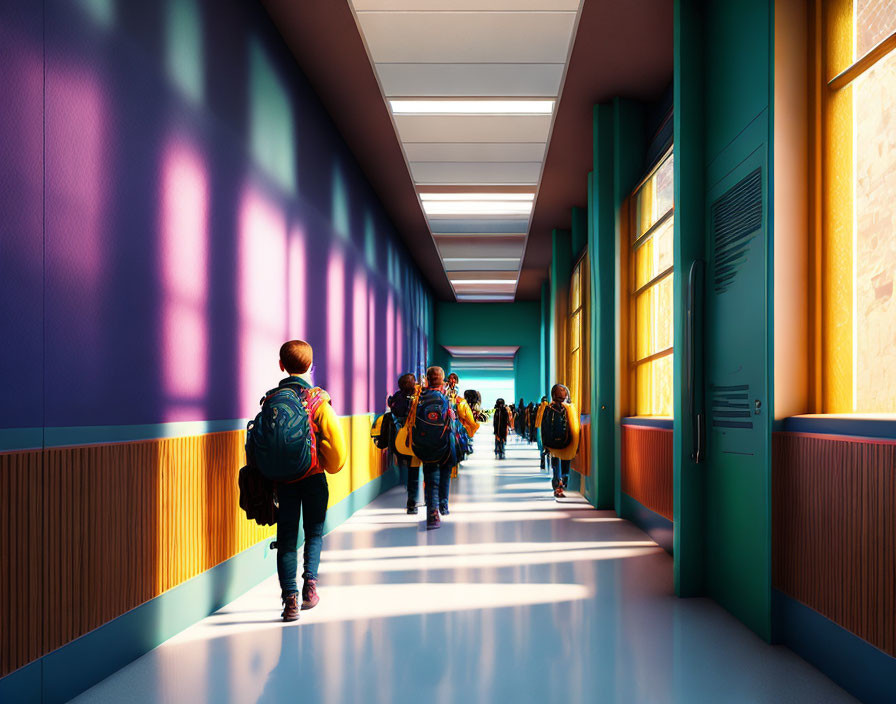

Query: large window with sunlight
[567,255,588,410]
[629,150,674,416]
[820,0,896,413]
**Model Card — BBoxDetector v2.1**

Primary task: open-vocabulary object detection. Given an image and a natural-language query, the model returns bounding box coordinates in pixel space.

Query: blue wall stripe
[777,415,896,440]
[620,417,674,430]
[772,589,896,704]
[620,492,674,554]
[1,414,376,452]
[0,465,400,704]
[0,428,44,452]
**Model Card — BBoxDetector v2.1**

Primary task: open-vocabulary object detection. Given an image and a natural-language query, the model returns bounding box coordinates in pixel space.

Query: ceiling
[348,0,581,302]
[261,0,673,302]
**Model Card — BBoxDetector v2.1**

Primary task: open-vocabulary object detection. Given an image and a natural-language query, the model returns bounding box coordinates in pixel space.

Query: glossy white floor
[74,435,854,704]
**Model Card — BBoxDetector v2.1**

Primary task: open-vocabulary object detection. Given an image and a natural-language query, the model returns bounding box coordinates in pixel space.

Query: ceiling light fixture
[423,202,532,216]
[390,100,554,115]
[420,193,535,202]
[456,295,515,301]
[442,258,521,263]
[450,279,518,285]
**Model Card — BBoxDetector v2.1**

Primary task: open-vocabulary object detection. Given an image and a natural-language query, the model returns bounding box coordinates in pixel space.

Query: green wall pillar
[571,206,587,261]
[612,97,647,514]
[540,280,550,395]
[673,0,707,598]
[588,104,616,510]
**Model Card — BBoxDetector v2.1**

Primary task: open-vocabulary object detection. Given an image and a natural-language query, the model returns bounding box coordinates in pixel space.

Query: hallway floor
[74,436,853,704]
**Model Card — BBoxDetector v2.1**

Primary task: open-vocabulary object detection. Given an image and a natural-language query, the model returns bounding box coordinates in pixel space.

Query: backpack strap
[407,387,422,429]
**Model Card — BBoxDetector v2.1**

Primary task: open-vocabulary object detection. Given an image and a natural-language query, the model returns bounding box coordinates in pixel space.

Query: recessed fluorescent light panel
[442,258,521,264]
[450,279,518,285]
[390,100,554,115]
[456,295,515,302]
[420,193,534,201]
[423,202,532,216]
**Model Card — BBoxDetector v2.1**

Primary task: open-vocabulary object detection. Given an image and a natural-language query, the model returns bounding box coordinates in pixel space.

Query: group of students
[372,367,485,530]
[492,385,581,498]
[240,338,580,623]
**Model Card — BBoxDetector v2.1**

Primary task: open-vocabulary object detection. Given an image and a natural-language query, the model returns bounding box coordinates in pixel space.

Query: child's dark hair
[464,389,481,407]
[280,340,313,374]
[398,373,416,395]
[426,366,444,387]
[551,384,570,403]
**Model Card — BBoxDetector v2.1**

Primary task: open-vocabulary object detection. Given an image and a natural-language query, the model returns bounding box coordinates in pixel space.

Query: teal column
[549,228,572,386]
[540,280,550,395]
[588,104,616,510]
[673,0,707,598]
[612,98,646,516]
[571,206,587,261]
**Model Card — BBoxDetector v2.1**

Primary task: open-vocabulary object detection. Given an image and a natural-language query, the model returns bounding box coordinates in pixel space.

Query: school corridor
[3,0,896,702]
[70,436,852,703]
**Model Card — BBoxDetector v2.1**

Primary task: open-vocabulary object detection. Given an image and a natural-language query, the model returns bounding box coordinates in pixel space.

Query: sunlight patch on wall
[249,39,295,193]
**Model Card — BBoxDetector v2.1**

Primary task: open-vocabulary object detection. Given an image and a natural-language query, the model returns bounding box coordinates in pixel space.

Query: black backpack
[494,407,508,436]
[541,403,571,449]
[373,412,397,450]
[411,389,455,464]
[238,464,278,526]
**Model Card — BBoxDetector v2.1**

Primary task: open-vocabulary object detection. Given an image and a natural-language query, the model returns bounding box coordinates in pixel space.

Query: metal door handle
[687,260,706,463]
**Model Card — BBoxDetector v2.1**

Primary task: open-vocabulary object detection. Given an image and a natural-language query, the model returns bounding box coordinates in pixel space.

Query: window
[629,150,674,416]
[568,256,587,409]
[821,0,896,412]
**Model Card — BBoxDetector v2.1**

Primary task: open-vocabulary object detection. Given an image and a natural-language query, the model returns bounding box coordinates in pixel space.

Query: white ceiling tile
[353,1,580,10]
[404,142,546,162]
[376,63,564,97]
[394,114,552,143]
[442,258,521,272]
[410,161,541,184]
[357,12,576,64]
[436,236,525,259]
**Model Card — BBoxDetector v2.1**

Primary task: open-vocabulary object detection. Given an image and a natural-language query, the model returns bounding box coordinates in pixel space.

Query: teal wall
[434,302,544,403]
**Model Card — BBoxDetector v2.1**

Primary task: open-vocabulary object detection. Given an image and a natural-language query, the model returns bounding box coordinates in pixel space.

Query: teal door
[702,147,771,640]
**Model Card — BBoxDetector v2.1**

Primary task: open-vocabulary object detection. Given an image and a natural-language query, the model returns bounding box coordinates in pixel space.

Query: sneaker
[439,502,449,516]
[301,578,319,610]
[407,501,418,515]
[426,509,441,530]
[281,592,300,622]
[556,485,566,498]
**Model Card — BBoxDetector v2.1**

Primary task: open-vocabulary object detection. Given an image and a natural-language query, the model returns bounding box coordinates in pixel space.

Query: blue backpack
[246,383,324,482]
[411,389,455,464]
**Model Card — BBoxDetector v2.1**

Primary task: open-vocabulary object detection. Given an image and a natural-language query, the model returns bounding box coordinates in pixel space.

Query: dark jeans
[399,454,419,505]
[276,472,328,597]
[550,457,571,489]
[495,437,505,457]
[540,446,549,468]
[423,460,452,510]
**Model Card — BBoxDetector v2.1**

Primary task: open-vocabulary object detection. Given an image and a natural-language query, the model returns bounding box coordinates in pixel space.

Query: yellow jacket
[537,401,580,461]
[455,398,480,437]
[312,390,347,474]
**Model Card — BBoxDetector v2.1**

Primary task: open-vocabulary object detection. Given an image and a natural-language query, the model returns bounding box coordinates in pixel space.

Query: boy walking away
[538,384,580,498]
[493,398,510,459]
[246,340,346,622]
[389,373,420,514]
[408,366,456,529]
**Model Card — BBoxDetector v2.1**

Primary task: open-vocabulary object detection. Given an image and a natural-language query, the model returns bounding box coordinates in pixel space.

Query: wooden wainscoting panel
[773,432,896,656]
[0,450,44,677]
[572,422,592,476]
[621,425,674,520]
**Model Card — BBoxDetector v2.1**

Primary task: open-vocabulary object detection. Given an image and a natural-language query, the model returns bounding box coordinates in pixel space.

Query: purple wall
[0,0,433,435]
